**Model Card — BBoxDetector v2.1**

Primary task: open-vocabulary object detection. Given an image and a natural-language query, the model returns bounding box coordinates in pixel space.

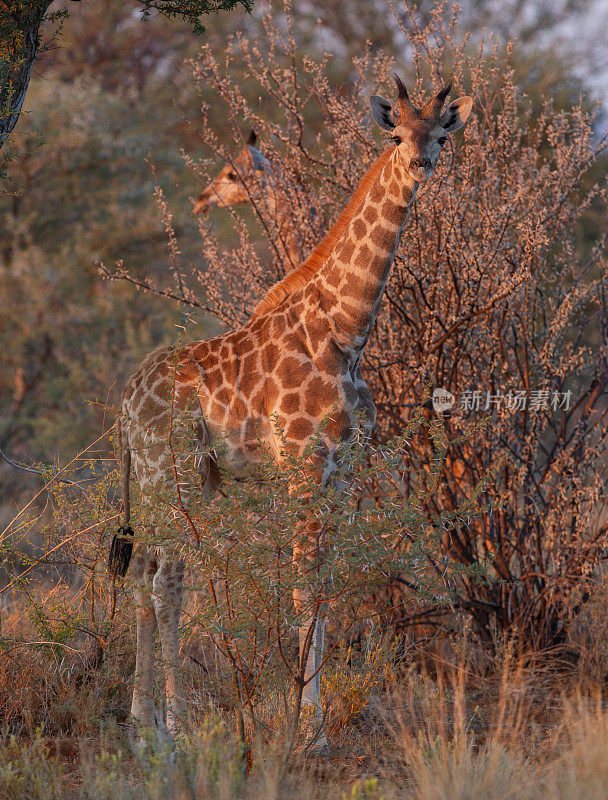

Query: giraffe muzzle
[408,157,433,181]
[193,195,212,214]
[409,157,432,171]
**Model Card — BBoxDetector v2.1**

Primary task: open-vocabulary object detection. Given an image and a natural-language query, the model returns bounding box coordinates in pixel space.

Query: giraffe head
[193,130,267,215]
[370,75,473,183]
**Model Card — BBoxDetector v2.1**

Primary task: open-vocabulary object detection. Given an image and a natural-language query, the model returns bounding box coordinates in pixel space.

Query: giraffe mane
[250,147,393,319]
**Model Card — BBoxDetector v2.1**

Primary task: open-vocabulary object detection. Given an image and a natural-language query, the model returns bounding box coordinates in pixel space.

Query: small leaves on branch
[137,0,253,36]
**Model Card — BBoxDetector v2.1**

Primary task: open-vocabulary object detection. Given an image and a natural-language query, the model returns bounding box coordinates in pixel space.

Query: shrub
[121,394,488,758]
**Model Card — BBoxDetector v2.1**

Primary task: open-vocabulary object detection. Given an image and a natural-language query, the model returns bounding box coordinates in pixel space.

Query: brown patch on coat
[370,226,391,250]
[286,417,314,441]
[305,375,337,417]
[276,355,310,389]
[363,205,378,224]
[281,392,301,414]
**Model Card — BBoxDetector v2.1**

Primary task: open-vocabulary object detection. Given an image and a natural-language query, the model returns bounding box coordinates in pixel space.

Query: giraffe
[193,130,304,269]
[109,75,472,749]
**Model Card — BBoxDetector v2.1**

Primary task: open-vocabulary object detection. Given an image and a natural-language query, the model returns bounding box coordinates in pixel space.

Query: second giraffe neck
[260,167,301,269]
[312,153,417,354]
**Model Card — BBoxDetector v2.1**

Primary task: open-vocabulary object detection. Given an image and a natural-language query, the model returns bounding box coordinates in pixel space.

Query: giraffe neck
[312,151,417,353]
[258,164,301,269]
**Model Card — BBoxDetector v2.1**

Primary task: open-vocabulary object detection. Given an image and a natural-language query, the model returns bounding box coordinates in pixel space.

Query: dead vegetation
[4,605,608,800]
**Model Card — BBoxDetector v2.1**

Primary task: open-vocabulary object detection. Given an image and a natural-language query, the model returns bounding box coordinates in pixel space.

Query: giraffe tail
[109,417,134,579]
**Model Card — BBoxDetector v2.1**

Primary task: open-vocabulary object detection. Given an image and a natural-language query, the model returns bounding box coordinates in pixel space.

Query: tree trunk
[0,2,52,151]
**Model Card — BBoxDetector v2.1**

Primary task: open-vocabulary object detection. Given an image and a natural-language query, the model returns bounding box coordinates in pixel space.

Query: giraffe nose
[193,194,212,214]
[409,157,432,172]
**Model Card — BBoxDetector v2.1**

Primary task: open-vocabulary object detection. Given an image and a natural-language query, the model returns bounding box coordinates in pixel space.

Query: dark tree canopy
[137,0,250,34]
[0,0,252,152]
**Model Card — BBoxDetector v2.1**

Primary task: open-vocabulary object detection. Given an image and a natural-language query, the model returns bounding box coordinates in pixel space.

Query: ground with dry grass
[4,587,608,800]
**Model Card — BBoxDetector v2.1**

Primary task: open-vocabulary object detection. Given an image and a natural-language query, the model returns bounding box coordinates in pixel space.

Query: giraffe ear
[441,96,473,133]
[370,95,396,131]
[246,143,266,172]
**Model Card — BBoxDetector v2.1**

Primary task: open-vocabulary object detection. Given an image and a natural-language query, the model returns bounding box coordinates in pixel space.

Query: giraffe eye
[438,136,447,146]
[391,135,402,145]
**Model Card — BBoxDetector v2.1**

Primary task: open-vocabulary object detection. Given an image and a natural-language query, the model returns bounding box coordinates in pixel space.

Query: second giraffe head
[370,75,473,182]
[193,130,267,215]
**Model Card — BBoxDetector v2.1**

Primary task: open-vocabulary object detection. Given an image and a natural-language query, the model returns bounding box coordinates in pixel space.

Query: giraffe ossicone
[111,74,472,749]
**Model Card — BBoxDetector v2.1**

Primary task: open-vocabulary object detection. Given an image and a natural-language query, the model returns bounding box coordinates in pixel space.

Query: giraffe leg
[152,553,187,737]
[283,450,336,755]
[295,598,327,703]
[293,530,329,754]
[130,545,160,730]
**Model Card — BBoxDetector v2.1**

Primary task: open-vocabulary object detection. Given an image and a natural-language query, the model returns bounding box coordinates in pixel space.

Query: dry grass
[3,603,608,800]
[4,513,608,800]
[0,588,133,738]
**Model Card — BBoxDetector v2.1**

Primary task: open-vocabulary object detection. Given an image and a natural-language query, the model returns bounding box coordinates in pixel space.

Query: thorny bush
[0,401,487,754]
[123,394,488,756]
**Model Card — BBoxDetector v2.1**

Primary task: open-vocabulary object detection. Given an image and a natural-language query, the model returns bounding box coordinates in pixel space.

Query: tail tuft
[108,525,134,578]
